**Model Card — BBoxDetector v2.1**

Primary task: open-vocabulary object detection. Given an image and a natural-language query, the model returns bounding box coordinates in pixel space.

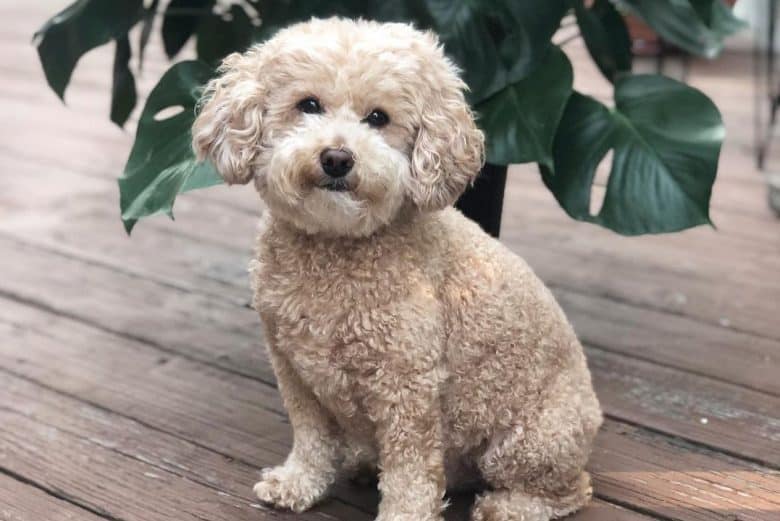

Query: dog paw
[253,464,330,512]
[375,512,443,521]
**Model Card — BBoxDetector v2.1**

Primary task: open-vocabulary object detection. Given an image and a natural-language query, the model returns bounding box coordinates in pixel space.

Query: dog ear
[409,56,485,211]
[192,48,266,185]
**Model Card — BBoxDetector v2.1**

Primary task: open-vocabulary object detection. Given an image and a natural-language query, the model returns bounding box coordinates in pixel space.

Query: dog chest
[272,312,379,432]
[251,219,447,432]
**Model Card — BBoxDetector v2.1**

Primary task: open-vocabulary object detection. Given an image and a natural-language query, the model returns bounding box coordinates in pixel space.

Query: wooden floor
[2,3,780,521]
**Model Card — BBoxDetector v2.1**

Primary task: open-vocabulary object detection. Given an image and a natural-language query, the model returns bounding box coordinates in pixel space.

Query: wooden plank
[2,174,778,399]
[1,297,776,520]
[4,2,776,520]
[0,303,644,521]
[24,150,772,300]
[0,294,285,447]
[0,357,646,521]
[0,397,358,521]
[587,349,780,467]
[2,151,779,387]
[569,501,659,521]
[559,291,780,397]
[12,150,768,359]
[0,233,274,383]
[3,46,779,353]
[593,422,780,521]
[0,164,256,303]
[0,367,372,521]
[0,225,778,469]
[499,198,780,347]
[4,185,778,470]
[0,473,109,521]
[46,242,780,466]
[0,375,653,521]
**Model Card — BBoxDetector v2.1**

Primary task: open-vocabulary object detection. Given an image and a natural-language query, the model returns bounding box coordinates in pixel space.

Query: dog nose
[320,148,354,178]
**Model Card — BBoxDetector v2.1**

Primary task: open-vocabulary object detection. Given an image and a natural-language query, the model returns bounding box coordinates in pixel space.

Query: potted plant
[34,0,745,237]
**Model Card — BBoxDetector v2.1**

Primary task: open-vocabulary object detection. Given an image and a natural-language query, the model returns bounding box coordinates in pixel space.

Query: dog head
[193,18,484,237]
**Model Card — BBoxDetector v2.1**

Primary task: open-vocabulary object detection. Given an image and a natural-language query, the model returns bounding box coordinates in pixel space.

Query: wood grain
[1,159,778,397]
[0,473,109,521]
[0,366,372,521]
[0,226,778,471]
[0,302,642,521]
[2,296,779,520]
[2,1,779,519]
[0,400,354,521]
[2,149,778,398]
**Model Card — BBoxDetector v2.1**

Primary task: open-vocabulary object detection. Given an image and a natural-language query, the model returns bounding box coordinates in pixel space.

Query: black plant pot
[455,163,508,238]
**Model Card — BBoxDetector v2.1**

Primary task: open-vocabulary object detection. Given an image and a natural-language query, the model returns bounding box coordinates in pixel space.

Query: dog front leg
[368,372,446,521]
[253,341,341,512]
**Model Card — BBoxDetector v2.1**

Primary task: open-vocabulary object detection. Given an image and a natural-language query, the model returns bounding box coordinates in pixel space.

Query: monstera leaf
[622,0,746,58]
[33,0,745,236]
[34,0,143,102]
[110,36,136,127]
[477,47,573,166]
[424,0,569,103]
[196,5,255,65]
[690,0,748,35]
[424,0,574,166]
[541,75,724,235]
[162,0,214,58]
[575,0,632,82]
[137,0,160,71]
[119,61,220,233]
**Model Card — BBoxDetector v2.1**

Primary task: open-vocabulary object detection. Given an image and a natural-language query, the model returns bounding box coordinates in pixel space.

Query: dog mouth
[318,179,352,192]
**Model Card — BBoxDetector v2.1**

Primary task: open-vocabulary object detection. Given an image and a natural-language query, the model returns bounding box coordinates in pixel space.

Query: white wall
[729,0,768,50]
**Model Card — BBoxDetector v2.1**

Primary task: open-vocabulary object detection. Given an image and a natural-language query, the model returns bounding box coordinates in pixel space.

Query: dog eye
[297,97,322,114]
[363,109,389,128]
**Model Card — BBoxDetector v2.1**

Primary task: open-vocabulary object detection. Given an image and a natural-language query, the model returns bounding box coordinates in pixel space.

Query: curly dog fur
[193,18,602,521]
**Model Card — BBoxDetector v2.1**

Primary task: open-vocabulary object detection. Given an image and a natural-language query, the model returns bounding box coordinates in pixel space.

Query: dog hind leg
[470,473,592,521]
[471,388,599,521]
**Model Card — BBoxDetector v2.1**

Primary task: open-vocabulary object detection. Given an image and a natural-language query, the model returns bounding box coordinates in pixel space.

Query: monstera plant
[34,0,744,236]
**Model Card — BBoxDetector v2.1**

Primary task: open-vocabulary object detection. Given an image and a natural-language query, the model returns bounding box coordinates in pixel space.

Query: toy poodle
[192,18,602,521]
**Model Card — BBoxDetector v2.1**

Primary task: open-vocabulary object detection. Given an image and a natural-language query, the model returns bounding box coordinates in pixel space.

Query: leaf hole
[153,105,186,121]
[590,149,613,217]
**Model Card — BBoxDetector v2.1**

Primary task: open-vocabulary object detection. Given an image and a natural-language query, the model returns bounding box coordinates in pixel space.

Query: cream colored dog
[192,18,602,521]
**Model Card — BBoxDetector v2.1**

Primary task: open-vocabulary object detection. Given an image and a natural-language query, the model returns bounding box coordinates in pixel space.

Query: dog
[192,18,602,521]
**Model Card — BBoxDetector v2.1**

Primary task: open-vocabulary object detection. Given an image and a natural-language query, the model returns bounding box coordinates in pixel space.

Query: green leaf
[162,0,214,59]
[622,0,745,58]
[362,0,436,26]
[575,0,632,82]
[196,5,254,66]
[541,75,724,235]
[424,0,569,103]
[110,36,137,127]
[119,61,221,233]
[34,0,143,99]
[476,47,573,166]
[690,0,748,35]
[137,0,159,71]
[246,1,420,43]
